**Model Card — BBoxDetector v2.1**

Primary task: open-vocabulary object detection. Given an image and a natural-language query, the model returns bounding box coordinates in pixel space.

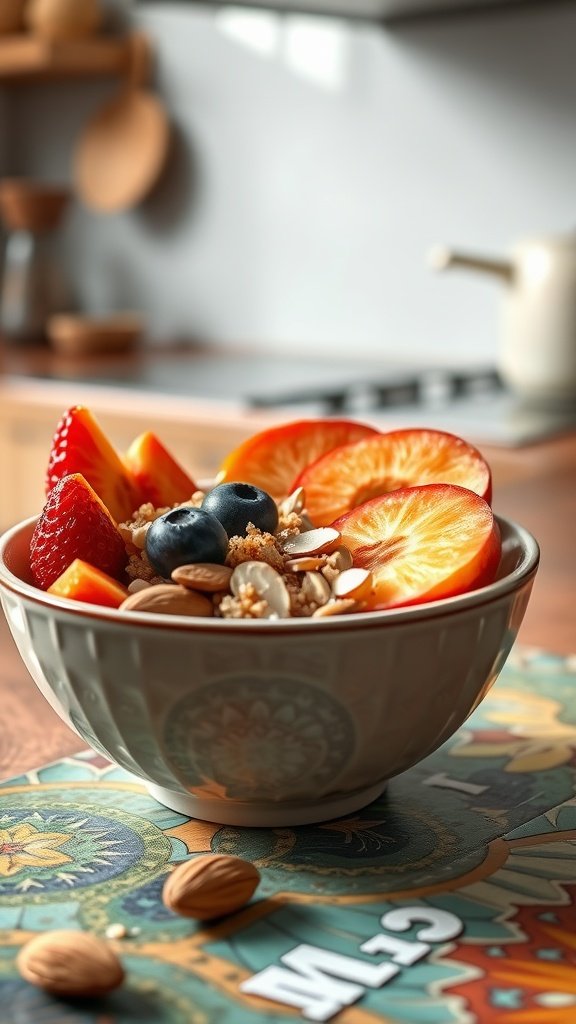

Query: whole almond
[163,854,260,920]
[16,930,124,997]
[171,563,233,592]
[120,584,213,617]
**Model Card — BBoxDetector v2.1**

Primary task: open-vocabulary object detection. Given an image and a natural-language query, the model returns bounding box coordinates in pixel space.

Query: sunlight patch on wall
[215,7,349,92]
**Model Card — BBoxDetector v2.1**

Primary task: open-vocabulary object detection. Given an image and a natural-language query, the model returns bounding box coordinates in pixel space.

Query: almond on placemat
[162,854,260,920]
[17,930,124,997]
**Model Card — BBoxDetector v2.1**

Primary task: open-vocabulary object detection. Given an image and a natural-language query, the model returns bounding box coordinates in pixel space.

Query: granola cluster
[226,525,285,574]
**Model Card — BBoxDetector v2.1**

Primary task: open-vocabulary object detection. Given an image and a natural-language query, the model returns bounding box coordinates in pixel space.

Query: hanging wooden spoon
[73,32,170,214]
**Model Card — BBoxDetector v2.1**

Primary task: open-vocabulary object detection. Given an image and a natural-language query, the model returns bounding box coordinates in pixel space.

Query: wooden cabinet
[0,378,280,529]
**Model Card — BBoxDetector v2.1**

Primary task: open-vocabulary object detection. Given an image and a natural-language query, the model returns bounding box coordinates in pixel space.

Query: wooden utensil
[73,33,170,214]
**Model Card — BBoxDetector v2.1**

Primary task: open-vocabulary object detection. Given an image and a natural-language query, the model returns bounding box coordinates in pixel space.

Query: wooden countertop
[1,343,575,781]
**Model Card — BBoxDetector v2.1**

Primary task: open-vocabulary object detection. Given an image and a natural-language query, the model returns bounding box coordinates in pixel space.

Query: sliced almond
[171,563,233,592]
[127,578,152,594]
[326,545,354,573]
[332,567,373,602]
[231,561,291,618]
[301,571,332,607]
[312,598,359,618]
[120,584,214,617]
[278,486,306,516]
[282,527,341,558]
[284,556,327,573]
[132,523,151,550]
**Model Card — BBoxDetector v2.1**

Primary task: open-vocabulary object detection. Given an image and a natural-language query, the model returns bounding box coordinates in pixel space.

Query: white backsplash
[1,1,575,364]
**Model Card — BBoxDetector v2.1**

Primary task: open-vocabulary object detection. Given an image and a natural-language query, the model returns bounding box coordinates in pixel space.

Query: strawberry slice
[216,418,379,499]
[48,559,129,608]
[124,431,197,507]
[30,473,127,590]
[333,483,501,610]
[46,406,141,523]
[296,428,492,526]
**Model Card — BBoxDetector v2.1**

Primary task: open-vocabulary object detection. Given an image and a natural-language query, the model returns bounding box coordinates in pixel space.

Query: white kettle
[429,233,576,402]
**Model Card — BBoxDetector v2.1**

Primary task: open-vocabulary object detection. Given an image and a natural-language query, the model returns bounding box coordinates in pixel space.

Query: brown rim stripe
[0,568,538,636]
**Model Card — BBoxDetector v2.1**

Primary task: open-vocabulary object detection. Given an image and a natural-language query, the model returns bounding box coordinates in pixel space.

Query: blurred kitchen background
[1,0,576,487]
[2,0,574,357]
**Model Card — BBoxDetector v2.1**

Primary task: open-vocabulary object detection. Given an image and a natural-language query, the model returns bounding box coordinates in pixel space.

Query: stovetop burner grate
[247,366,504,413]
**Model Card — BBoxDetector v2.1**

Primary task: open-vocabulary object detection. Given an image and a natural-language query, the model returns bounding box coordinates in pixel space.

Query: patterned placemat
[1,646,576,1023]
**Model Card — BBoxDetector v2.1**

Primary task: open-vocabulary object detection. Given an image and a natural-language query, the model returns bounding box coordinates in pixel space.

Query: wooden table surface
[1,428,575,783]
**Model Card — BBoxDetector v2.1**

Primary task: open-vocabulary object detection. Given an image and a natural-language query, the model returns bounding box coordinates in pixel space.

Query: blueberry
[201,482,278,537]
[145,507,228,578]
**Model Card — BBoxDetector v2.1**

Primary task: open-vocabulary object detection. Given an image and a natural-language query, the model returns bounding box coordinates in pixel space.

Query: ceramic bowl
[0,515,539,827]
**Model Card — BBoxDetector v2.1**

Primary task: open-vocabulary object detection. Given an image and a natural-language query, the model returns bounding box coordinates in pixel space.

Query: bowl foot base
[144,779,388,827]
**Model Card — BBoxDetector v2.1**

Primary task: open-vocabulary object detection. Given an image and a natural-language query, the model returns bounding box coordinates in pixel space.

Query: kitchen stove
[243,363,576,446]
[19,351,576,447]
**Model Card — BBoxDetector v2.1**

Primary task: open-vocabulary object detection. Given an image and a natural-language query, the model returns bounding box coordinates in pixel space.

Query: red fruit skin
[46,405,141,523]
[30,474,127,590]
[124,431,197,507]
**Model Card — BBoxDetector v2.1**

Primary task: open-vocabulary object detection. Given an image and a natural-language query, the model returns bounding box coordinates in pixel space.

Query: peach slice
[216,418,379,499]
[48,559,129,608]
[333,483,501,610]
[296,428,492,526]
[124,431,197,508]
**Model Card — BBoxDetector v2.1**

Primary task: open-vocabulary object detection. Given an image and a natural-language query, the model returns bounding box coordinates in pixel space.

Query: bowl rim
[0,514,539,635]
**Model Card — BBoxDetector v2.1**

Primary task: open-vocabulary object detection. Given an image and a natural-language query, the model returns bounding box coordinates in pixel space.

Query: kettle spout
[428,246,514,284]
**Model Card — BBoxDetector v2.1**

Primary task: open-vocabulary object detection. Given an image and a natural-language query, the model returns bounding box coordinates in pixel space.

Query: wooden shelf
[0,35,130,82]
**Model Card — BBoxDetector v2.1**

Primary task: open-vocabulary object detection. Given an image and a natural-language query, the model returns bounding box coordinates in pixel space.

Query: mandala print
[163,675,356,799]
[1,651,576,1023]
